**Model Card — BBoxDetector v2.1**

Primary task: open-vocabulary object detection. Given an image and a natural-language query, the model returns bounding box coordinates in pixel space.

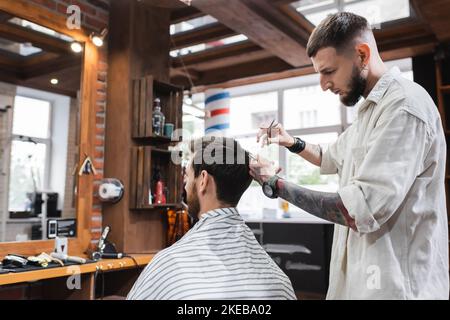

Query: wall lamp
[90,28,108,47]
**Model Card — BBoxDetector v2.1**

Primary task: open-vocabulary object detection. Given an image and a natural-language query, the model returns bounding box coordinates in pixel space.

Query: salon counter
[0,254,154,299]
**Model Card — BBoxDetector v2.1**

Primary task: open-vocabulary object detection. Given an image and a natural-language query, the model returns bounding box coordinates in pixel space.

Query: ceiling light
[71,41,83,53]
[50,78,58,85]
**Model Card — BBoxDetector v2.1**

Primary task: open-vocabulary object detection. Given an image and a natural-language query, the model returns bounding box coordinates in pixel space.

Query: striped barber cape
[127,207,296,300]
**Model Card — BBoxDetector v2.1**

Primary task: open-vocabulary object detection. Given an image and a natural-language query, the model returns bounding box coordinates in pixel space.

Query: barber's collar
[192,207,240,230]
[200,207,239,221]
[358,66,401,113]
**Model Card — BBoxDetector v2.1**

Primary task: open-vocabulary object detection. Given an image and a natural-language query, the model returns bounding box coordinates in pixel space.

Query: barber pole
[204,88,230,136]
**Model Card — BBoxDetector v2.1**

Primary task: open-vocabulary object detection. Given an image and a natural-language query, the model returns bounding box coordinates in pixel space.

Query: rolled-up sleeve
[338,109,431,234]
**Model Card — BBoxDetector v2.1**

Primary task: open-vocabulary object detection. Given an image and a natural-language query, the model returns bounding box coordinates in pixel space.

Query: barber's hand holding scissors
[256,120,295,147]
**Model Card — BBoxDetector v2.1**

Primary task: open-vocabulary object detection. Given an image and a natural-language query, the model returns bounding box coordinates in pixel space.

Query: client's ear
[198,170,209,194]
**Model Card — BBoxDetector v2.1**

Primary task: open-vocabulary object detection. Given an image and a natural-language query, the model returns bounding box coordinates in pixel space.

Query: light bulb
[92,35,103,47]
[71,42,83,53]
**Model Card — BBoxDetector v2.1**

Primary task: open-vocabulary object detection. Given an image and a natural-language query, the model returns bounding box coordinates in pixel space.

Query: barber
[250,12,449,299]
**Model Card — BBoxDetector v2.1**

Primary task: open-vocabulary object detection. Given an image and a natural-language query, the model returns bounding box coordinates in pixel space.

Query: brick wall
[29,0,109,244]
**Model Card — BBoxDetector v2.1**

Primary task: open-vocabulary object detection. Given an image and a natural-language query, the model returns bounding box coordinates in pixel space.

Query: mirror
[0,10,82,242]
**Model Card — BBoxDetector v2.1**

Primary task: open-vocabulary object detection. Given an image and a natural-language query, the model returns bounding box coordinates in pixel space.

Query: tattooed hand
[249,154,282,185]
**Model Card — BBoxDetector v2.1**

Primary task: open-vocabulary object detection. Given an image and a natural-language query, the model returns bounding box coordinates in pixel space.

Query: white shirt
[127,207,296,300]
[321,67,449,299]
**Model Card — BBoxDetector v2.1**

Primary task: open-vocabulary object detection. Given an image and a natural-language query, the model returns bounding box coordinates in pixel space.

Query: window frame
[8,95,53,213]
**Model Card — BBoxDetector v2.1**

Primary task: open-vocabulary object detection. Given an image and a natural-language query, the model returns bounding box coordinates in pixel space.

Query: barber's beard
[186,183,200,223]
[341,65,367,106]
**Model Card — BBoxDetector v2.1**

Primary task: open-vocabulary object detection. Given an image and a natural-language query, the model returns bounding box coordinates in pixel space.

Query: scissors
[266,119,278,146]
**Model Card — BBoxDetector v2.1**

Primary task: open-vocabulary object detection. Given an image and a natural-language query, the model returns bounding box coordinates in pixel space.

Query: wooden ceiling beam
[170,6,203,24]
[278,3,314,35]
[410,0,450,42]
[22,51,60,67]
[190,64,316,93]
[171,22,237,49]
[171,40,263,68]
[0,49,22,69]
[24,55,81,79]
[270,0,299,5]
[172,55,294,87]
[169,67,200,81]
[0,22,72,55]
[242,0,311,46]
[191,0,310,67]
[0,10,12,23]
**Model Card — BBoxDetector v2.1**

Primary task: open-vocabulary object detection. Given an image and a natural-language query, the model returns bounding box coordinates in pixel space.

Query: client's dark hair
[189,136,253,206]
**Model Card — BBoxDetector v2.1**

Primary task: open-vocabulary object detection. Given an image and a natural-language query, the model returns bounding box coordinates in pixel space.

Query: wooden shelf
[135,203,181,210]
[129,146,183,210]
[131,76,183,139]
[133,135,178,146]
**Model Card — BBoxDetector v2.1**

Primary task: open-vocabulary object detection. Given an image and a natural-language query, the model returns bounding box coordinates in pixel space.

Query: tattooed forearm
[277,179,357,230]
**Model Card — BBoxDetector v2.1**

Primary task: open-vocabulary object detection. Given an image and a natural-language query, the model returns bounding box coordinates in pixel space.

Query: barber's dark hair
[306,12,370,58]
[189,136,252,206]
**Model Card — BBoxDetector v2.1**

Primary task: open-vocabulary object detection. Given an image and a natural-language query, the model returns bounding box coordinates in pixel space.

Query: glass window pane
[236,136,280,219]
[344,0,410,26]
[230,92,278,136]
[285,132,339,219]
[12,96,50,138]
[8,141,47,212]
[286,133,339,192]
[292,0,410,26]
[283,85,341,130]
[292,0,334,11]
[170,34,248,57]
[236,136,279,164]
[305,8,338,26]
[0,39,42,56]
[170,15,217,35]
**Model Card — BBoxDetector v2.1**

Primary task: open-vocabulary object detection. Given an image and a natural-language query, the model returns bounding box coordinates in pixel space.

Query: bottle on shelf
[148,180,153,205]
[153,168,167,204]
[152,97,166,136]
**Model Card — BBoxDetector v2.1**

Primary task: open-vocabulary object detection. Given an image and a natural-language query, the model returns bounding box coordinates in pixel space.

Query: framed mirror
[0,1,99,256]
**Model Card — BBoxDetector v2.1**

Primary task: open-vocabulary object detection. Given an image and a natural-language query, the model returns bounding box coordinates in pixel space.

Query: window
[182,93,205,140]
[286,133,339,192]
[229,91,278,136]
[8,96,51,212]
[170,34,248,57]
[170,15,217,35]
[292,0,411,27]
[12,96,50,138]
[283,85,341,130]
